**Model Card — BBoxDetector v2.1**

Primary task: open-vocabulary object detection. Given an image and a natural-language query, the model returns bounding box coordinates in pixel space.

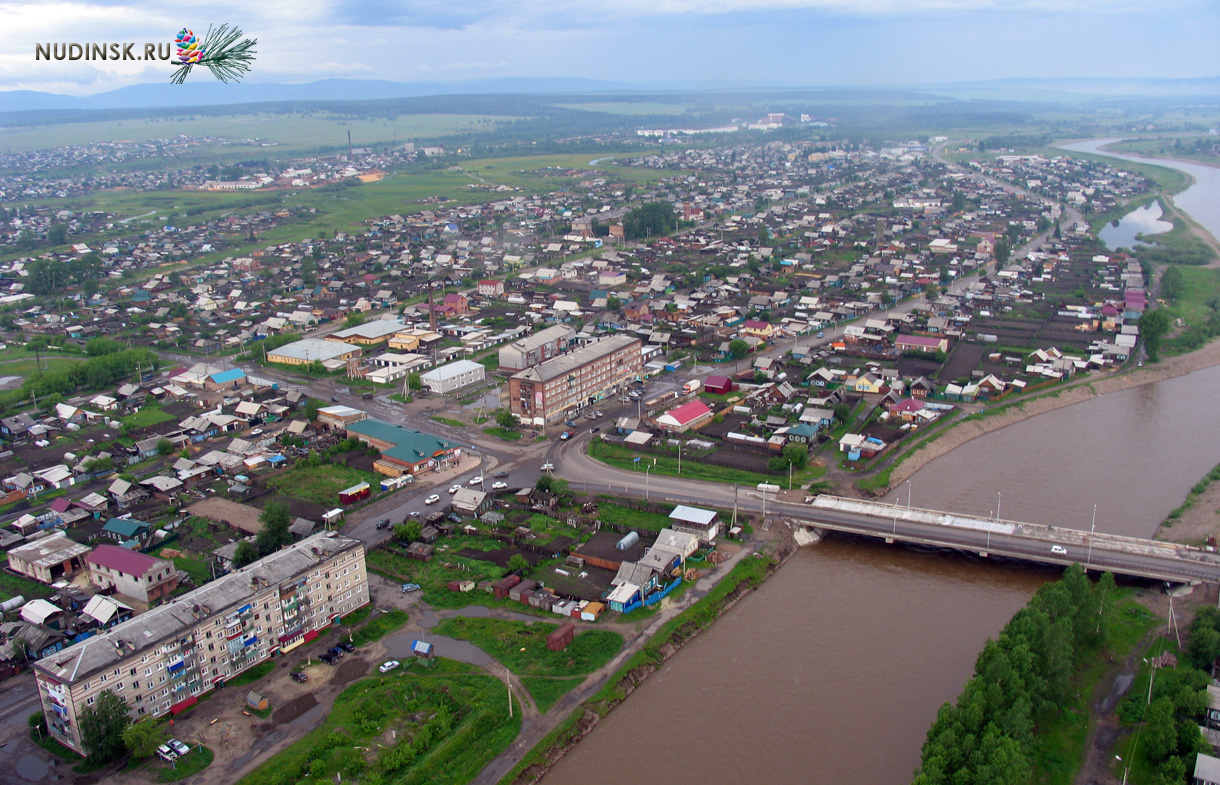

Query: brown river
[542,146,1220,785]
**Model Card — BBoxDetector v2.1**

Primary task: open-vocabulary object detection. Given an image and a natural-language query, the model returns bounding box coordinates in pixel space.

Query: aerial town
[0,96,1218,785]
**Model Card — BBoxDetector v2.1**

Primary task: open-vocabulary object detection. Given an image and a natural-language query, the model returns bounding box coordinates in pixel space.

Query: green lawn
[121,405,177,429]
[521,677,584,714]
[0,554,54,599]
[591,501,677,532]
[225,661,275,689]
[589,437,826,488]
[432,617,622,677]
[481,426,521,441]
[237,667,519,785]
[431,416,466,428]
[365,544,512,610]
[157,745,214,782]
[350,609,410,647]
[264,464,381,506]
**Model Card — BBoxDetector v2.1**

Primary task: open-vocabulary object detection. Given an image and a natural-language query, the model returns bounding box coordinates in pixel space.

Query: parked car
[491,481,508,490]
[331,396,340,403]
[250,428,263,436]
[591,427,600,433]
[338,641,355,653]
[401,583,421,593]
[328,646,345,658]
[290,671,308,683]
[409,511,421,518]
[564,420,577,427]
[468,476,483,486]
[320,653,338,665]
[375,519,391,529]
[379,660,401,673]
[168,739,191,756]
[424,494,441,505]
[493,471,509,478]
[157,745,177,762]
[448,484,462,494]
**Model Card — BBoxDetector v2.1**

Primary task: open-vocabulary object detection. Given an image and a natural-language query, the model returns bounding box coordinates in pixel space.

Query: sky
[0,0,1216,96]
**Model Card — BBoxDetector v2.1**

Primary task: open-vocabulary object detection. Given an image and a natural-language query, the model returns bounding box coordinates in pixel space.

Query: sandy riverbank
[881,338,1220,491]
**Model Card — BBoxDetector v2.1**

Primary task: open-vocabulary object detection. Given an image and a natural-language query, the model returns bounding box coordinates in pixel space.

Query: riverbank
[874,337,1220,493]
[494,525,798,785]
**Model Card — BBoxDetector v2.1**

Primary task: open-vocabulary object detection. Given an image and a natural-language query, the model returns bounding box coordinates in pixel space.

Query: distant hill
[0,77,639,113]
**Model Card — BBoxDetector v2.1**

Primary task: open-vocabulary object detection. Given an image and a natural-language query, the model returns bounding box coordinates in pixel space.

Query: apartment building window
[86,696,94,705]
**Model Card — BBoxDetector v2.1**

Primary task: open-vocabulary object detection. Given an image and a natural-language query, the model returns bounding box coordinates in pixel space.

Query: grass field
[264,464,381,506]
[589,437,827,488]
[121,405,177,430]
[432,617,622,677]
[591,501,676,532]
[0,554,54,600]
[0,112,512,154]
[521,676,584,714]
[237,666,519,785]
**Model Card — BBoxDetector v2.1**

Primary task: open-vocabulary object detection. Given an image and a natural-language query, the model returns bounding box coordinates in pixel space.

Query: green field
[432,617,622,677]
[264,464,381,506]
[0,112,512,154]
[121,405,177,430]
[520,676,584,714]
[237,665,519,785]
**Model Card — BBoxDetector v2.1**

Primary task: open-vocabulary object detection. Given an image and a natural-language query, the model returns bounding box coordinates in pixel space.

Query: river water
[541,141,1220,785]
[1099,200,1172,250]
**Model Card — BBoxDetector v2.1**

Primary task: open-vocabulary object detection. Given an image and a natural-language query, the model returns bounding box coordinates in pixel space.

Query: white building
[419,359,486,395]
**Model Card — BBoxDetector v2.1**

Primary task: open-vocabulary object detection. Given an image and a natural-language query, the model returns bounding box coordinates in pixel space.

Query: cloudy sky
[0,0,1216,95]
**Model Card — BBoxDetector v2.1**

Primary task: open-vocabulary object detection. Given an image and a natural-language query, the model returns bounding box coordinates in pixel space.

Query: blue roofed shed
[206,368,246,390]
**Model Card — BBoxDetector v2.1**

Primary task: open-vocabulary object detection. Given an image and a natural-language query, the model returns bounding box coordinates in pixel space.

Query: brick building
[509,335,642,426]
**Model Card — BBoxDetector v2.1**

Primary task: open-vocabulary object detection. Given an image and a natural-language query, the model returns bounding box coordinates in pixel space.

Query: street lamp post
[987,511,993,552]
[892,496,899,537]
[906,480,912,509]
[996,491,1001,522]
[1087,504,1097,572]
[645,466,651,502]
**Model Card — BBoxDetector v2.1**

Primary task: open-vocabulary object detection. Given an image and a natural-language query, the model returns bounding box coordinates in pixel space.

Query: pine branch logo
[170,24,256,85]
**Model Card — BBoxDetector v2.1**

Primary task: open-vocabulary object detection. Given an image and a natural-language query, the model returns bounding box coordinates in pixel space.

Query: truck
[682,380,702,394]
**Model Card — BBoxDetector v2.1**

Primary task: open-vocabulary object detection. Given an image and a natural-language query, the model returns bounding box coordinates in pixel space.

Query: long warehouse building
[509,334,642,426]
[33,532,368,755]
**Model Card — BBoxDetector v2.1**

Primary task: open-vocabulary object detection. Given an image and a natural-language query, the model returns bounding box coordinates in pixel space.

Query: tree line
[912,565,1117,785]
[20,345,159,404]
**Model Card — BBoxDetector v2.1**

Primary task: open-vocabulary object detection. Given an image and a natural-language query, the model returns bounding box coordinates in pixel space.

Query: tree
[622,202,678,240]
[407,372,422,391]
[122,719,166,760]
[156,438,175,457]
[728,339,749,360]
[1144,697,1178,762]
[394,521,421,543]
[47,223,67,246]
[995,238,1011,265]
[256,501,293,556]
[781,442,808,470]
[232,540,259,568]
[1160,266,1185,302]
[304,397,320,422]
[78,690,130,762]
[1139,308,1173,361]
[507,554,529,574]
[495,410,519,429]
[344,312,366,328]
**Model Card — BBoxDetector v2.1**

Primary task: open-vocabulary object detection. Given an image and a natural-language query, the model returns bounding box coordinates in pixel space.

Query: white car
[448,484,462,494]
[541,463,554,472]
[157,744,177,762]
[424,494,441,505]
[168,739,191,756]
[1051,545,1067,555]
[491,481,508,490]
[468,476,483,486]
[379,660,401,673]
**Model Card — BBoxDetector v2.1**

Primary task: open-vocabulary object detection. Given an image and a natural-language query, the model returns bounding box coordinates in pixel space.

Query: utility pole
[1087,504,1097,573]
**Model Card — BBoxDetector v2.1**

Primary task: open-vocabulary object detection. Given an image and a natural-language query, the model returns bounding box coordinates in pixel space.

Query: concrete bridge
[789,495,1220,584]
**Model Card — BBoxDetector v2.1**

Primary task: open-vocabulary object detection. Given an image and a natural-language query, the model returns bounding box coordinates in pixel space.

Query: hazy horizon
[1,0,1216,97]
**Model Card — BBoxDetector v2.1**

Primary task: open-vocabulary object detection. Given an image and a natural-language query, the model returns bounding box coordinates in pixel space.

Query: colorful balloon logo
[175,28,205,64]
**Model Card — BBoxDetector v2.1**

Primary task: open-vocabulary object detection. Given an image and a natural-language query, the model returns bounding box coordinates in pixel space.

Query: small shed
[580,602,605,622]
[546,621,576,652]
[246,691,269,711]
[509,579,537,603]
[411,639,434,659]
[492,574,521,599]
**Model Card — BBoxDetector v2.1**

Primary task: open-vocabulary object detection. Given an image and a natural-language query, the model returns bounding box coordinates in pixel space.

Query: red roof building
[655,400,714,432]
[86,544,179,603]
[704,375,733,395]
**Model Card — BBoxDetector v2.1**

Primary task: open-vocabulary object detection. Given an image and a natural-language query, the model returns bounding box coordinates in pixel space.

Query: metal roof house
[668,505,720,544]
